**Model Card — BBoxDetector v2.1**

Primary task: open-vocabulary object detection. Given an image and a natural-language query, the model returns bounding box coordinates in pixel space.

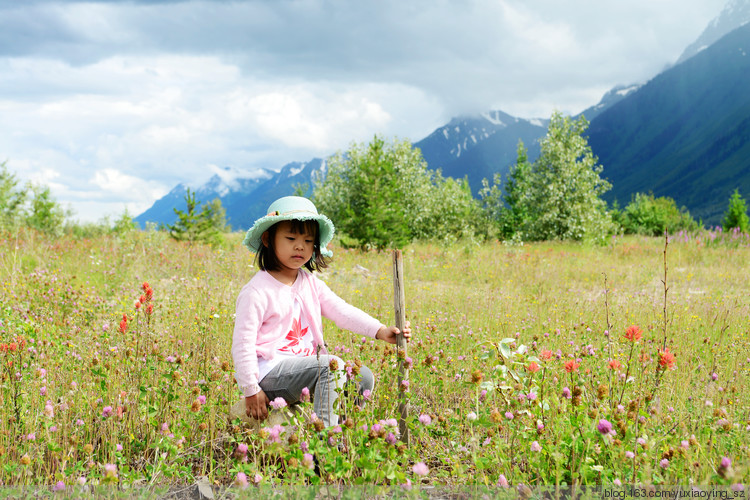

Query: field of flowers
[0,228,748,496]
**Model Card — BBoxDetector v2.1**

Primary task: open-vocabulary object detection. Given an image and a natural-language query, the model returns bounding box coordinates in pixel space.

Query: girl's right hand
[245,391,270,421]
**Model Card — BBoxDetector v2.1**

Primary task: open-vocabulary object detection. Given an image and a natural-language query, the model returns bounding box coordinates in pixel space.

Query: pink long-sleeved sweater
[231,269,384,397]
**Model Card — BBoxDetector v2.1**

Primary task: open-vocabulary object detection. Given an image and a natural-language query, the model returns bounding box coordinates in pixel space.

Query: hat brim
[243,213,335,258]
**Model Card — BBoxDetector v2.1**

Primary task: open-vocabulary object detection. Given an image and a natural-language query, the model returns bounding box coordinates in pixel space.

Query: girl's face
[265,220,315,275]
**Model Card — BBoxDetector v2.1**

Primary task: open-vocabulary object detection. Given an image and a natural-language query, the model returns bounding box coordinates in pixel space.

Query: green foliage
[620,193,699,236]
[25,184,68,236]
[168,188,228,246]
[0,161,28,231]
[518,112,614,243]
[721,189,749,233]
[313,135,480,249]
[500,140,532,240]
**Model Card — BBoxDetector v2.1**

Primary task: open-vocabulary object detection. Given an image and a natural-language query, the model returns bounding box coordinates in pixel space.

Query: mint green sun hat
[242,196,335,258]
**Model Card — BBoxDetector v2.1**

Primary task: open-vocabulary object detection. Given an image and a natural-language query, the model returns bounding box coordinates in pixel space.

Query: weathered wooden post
[392,249,409,445]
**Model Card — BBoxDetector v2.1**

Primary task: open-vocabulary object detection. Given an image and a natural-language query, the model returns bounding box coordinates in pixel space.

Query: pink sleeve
[316,277,384,338]
[231,285,263,397]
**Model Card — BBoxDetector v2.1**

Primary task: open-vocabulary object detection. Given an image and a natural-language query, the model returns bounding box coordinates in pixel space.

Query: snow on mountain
[677,0,750,64]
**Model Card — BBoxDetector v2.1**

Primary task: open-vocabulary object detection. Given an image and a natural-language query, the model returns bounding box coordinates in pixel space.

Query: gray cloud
[0,0,729,221]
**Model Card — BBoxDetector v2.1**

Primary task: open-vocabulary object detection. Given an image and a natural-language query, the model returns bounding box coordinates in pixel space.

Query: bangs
[288,219,319,238]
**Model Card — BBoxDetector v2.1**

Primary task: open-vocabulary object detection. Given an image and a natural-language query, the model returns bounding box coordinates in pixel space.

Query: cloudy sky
[0,0,728,223]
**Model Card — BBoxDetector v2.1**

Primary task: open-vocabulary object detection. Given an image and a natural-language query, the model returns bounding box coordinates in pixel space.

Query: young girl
[232,196,411,427]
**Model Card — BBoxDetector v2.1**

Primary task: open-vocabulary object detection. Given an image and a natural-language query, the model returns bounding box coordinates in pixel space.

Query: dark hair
[256,219,330,272]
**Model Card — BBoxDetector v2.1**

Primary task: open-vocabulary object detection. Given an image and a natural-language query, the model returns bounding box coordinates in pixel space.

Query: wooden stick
[392,249,409,445]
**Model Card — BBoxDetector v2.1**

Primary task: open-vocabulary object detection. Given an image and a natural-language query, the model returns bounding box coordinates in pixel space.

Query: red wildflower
[134,300,141,310]
[139,295,147,304]
[540,350,553,360]
[658,349,676,370]
[0,343,7,353]
[639,352,651,363]
[624,325,642,342]
[18,337,26,350]
[527,362,540,373]
[8,342,17,352]
[118,314,128,334]
[142,281,150,292]
[145,287,153,300]
[145,303,154,315]
[608,359,621,370]
[564,360,580,373]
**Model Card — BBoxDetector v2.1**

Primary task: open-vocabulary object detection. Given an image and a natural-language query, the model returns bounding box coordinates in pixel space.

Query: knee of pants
[358,365,374,393]
[318,354,345,386]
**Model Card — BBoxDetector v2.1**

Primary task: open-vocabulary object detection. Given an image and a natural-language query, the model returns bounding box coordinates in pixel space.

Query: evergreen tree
[499,140,532,240]
[168,189,227,246]
[721,189,750,233]
[518,112,614,243]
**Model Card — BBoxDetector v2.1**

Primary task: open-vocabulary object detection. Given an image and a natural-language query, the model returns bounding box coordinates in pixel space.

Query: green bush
[620,193,699,236]
[721,189,749,233]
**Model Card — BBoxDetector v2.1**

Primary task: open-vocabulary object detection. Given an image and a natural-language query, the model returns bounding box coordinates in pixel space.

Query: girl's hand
[376,321,412,344]
[245,390,270,421]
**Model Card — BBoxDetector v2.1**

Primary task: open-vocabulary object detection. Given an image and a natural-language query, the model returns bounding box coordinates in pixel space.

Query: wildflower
[253,473,262,485]
[711,372,719,381]
[50,426,57,432]
[385,432,398,445]
[625,451,635,459]
[471,369,483,384]
[362,389,371,401]
[44,403,54,418]
[658,349,676,370]
[77,477,86,486]
[504,411,514,420]
[660,458,669,469]
[526,392,537,401]
[52,481,65,492]
[412,462,429,476]
[269,397,287,409]
[301,387,310,402]
[527,362,540,373]
[198,395,206,405]
[479,389,487,402]
[595,419,612,435]
[467,412,477,421]
[103,463,118,479]
[609,359,621,370]
[118,314,128,334]
[302,453,315,469]
[531,441,542,452]
[26,433,36,441]
[564,360,580,373]
[497,474,509,488]
[20,454,31,465]
[540,350,553,360]
[145,303,154,315]
[419,414,432,425]
[562,387,571,399]
[399,380,410,392]
[624,325,642,342]
[235,472,248,489]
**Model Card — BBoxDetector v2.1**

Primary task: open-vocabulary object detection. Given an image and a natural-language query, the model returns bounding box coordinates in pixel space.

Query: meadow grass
[0,229,748,494]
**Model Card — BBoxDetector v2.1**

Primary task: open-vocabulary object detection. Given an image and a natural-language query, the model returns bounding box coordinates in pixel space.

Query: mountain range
[135,0,750,230]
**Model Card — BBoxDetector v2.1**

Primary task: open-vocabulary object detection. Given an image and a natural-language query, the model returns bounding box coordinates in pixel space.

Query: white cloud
[0,0,730,221]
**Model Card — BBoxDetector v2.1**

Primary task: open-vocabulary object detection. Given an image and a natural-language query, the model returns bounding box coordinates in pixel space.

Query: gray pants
[258,354,374,427]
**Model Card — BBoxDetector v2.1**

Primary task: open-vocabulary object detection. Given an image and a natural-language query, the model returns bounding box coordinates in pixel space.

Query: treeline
[3,110,750,248]
[313,112,750,249]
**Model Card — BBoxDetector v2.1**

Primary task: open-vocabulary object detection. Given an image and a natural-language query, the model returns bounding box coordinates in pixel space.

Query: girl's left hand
[376,321,411,344]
